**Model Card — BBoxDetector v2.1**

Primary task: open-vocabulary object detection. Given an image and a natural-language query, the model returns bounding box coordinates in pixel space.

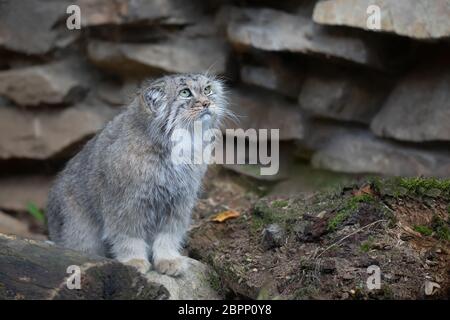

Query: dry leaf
[211,210,240,223]
[353,184,374,196]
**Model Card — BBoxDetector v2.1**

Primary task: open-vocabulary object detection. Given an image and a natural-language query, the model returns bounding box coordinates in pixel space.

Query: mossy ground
[189,173,450,300]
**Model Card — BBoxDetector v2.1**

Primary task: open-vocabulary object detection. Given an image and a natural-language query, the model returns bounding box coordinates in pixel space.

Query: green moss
[372,177,450,199]
[252,202,277,230]
[431,216,450,241]
[360,236,375,252]
[327,194,375,231]
[272,200,289,208]
[251,198,304,232]
[208,271,223,293]
[413,225,433,236]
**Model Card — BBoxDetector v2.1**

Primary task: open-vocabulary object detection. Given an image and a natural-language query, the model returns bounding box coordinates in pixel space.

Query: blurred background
[0,0,449,239]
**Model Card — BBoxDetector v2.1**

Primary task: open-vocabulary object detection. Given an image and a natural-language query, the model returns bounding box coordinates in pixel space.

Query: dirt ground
[189,168,450,299]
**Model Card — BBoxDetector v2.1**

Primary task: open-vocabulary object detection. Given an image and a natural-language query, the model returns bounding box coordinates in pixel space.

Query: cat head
[140,73,229,133]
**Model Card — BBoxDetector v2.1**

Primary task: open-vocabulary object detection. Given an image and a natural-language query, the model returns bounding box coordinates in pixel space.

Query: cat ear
[140,80,166,112]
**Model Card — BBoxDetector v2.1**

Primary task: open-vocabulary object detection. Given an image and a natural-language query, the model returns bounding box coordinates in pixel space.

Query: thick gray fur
[46,73,228,276]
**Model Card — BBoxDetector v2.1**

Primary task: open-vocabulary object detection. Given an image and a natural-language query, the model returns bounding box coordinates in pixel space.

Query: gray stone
[299,71,388,124]
[0,211,46,240]
[227,7,384,68]
[313,0,450,40]
[371,64,450,142]
[0,59,92,107]
[311,130,450,177]
[240,62,303,98]
[261,224,286,249]
[96,80,139,106]
[226,87,305,141]
[77,0,202,27]
[87,37,228,76]
[0,175,52,212]
[0,0,76,54]
[0,102,117,160]
[145,257,221,300]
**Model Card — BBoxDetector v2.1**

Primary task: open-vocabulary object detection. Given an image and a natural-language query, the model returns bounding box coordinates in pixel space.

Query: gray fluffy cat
[46,73,228,276]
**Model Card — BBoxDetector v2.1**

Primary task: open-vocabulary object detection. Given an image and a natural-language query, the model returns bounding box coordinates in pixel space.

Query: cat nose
[198,99,210,108]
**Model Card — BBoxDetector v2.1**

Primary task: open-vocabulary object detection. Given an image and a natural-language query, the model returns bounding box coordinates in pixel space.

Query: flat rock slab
[77,0,202,27]
[0,103,117,160]
[0,59,92,107]
[227,7,384,68]
[311,130,450,177]
[313,0,450,40]
[88,38,228,77]
[0,0,76,54]
[226,87,305,142]
[371,63,450,142]
[299,68,389,124]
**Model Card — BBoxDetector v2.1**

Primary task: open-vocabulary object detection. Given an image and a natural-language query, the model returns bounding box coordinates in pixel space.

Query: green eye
[203,85,212,95]
[180,88,192,98]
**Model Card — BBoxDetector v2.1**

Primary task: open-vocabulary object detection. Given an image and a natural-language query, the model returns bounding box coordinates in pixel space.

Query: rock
[0,211,45,240]
[227,7,384,68]
[77,0,202,27]
[299,69,389,124]
[294,217,327,242]
[313,0,450,40]
[0,103,118,160]
[87,37,228,77]
[0,59,92,107]
[0,0,77,54]
[293,220,311,240]
[424,280,441,296]
[0,175,52,212]
[145,258,221,300]
[311,130,450,177]
[0,233,169,300]
[239,56,304,98]
[96,79,139,106]
[371,63,450,142]
[226,86,305,141]
[261,223,286,249]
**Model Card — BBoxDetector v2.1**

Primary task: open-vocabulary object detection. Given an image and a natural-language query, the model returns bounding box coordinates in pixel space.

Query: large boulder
[371,63,450,142]
[87,37,228,76]
[0,103,117,160]
[0,59,92,107]
[0,0,76,54]
[311,130,450,177]
[227,7,385,68]
[313,0,450,40]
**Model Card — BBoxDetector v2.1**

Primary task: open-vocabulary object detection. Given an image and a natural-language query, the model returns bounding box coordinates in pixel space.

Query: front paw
[122,258,151,274]
[154,257,187,277]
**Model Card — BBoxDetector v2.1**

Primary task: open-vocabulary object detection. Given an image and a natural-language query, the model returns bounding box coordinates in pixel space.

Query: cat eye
[179,88,192,98]
[203,85,212,95]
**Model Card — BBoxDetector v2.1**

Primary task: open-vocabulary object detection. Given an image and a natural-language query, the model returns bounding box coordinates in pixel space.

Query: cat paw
[154,257,188,277]
[123,258,151,274]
